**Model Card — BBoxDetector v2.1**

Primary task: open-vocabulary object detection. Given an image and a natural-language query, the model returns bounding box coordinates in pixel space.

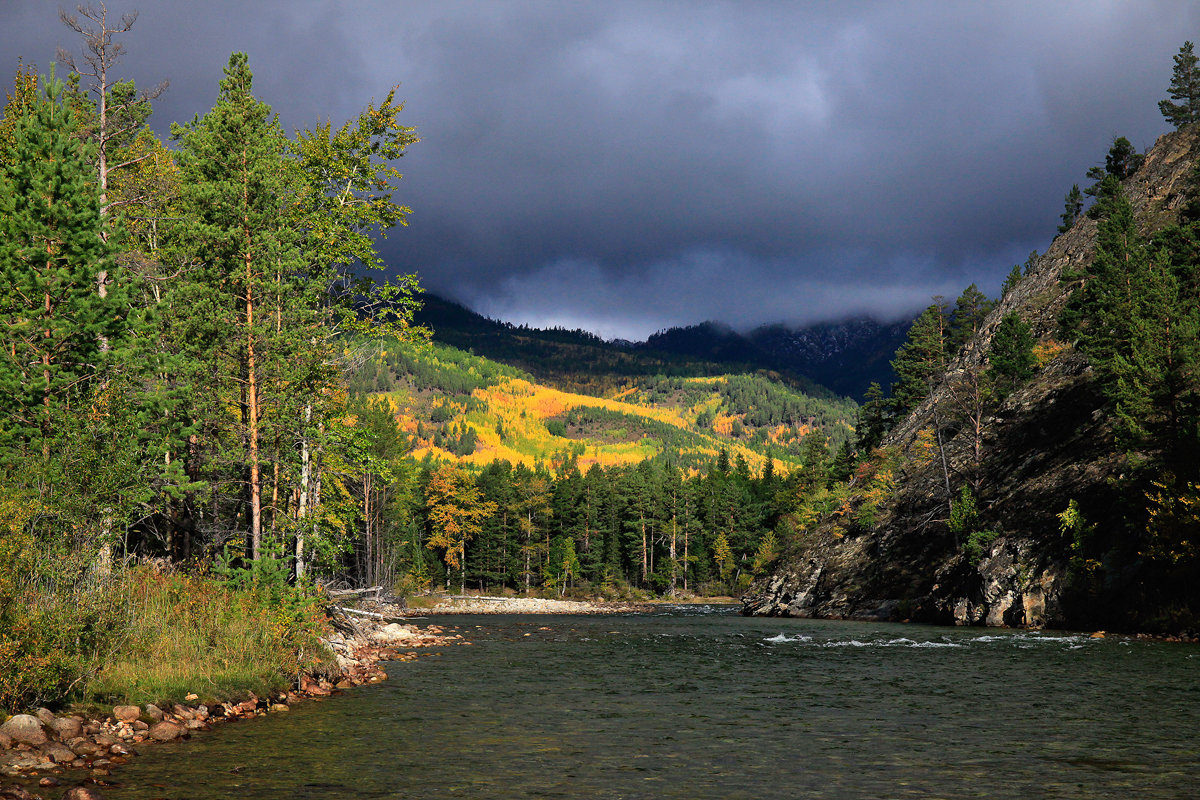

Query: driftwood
[327,585,383,601]
[331,605,415,625]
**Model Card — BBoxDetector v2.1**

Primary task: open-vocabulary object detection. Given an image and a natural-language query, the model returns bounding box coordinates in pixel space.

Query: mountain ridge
[413,292,910,400]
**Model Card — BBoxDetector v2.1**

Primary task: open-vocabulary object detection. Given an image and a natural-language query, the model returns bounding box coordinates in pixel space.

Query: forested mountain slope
[412,292,906,400]
[744,124,1200,632]
[350,339,858,473]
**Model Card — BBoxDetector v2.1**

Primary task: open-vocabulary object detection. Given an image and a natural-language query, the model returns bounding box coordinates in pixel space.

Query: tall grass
[0,530,127,714]
[83,566,334,708]
[0,532,333,713]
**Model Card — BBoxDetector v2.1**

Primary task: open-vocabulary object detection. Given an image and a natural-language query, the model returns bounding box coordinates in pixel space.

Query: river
[100,606,1197,799]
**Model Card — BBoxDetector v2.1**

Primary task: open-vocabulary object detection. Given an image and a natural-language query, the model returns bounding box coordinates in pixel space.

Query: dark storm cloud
[4,1,1197,338]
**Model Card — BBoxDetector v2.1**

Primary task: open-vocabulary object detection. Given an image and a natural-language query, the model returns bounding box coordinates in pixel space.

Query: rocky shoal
[0,615,463,800]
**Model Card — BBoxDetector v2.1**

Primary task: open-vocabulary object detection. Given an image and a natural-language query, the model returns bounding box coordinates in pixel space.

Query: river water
[100,607,1197,799]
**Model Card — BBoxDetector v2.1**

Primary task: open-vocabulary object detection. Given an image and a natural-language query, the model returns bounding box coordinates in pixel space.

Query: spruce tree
[1160,41,1200,129]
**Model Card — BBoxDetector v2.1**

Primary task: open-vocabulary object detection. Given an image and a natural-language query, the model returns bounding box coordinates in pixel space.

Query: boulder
[39,742,76,764]
[170,704,194,721]
[0,785,40,800]
[68,741,101,758]
[48,718,82,742]
[111,706,140,723]
[0,733,11,750]
[143,704,164,723]
[34,709,56,728]
[0,716,48,747]
[147,722,181,742]
[370,623,416,643]
[62,787,107,800]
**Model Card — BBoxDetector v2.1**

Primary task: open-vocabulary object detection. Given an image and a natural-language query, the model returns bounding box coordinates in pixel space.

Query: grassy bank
[0,533,334,716]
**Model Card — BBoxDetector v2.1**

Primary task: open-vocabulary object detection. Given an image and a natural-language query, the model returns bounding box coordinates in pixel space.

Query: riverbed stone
[40,742,76,763]
[111,706,139,723]
[147,722,181,742]
[48,718,82,742]
[34,709,56,729]
[68,741,100,758]
[0,784,40,800]
[0,716,48,747]
[62,786,107,800]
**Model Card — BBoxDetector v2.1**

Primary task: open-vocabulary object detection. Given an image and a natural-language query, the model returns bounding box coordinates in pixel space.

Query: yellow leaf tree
[426,465,496,592]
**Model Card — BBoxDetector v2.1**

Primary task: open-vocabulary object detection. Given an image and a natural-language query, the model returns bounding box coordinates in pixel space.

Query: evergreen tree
[1085,138,1142,218]
[987,311,1035,397]
[0,68,123,453]
[890,302,947,416]
[855,381,888,452]
[1160,41,1200,129]
[0,60,39,166]
[169,52,301,560]
[948,283,993,353]
[1058,184,1084,233]
[1001,263,1023,298]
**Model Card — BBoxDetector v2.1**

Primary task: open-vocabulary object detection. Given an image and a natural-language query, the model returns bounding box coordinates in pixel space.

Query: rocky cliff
[743,126,1200,631]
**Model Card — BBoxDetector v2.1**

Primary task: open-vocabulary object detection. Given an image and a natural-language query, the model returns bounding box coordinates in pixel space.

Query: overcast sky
[4,1,1196,339]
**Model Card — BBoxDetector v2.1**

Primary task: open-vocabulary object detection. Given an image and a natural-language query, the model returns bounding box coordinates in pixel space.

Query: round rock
[63,787,108,800]
[112,706,140,723]
[49,717,83,741]
[147,722,182,742]
[0,715,48,747]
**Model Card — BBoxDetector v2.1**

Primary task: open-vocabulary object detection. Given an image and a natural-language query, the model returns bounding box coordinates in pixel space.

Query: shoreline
[397,594,740,616]
[0,612,465,800]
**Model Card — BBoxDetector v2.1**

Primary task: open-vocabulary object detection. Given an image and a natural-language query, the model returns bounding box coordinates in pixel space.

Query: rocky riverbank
[407,595,658,614]
[0,610,464,800]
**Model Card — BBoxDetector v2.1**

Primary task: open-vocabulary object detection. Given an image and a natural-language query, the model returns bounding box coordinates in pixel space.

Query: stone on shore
[0,716,48,747]
[143,704,164,722]
[370,623,416,643]
[147,722,182,742]
[111,706,140,724]
[48,718,83,742]
[40,743,76,764]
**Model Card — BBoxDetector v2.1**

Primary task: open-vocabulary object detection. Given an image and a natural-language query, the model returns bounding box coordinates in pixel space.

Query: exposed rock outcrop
[745,126,1200,630]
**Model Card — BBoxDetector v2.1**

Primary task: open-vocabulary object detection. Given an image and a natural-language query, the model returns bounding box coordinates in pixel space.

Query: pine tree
[0,68,122,454]
[890,303,947,416]
[1058,184,1084,233]
[169,52,302,559]
[1085,138,1142,218]
[855,381,888,452]
[1160,41,1200,129]
[948,283,993,353]
[987,312,1035,398]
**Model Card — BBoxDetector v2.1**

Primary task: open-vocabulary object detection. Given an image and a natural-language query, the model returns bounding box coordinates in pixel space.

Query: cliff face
[743,126,1200,630]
